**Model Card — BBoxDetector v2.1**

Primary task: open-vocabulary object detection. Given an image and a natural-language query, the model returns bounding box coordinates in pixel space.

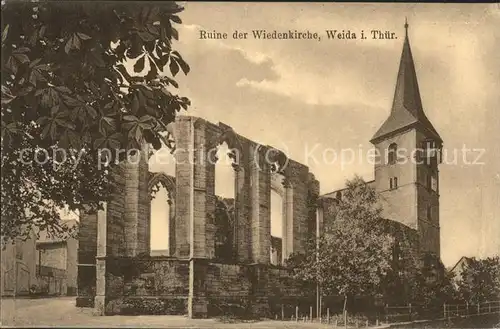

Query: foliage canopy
[1,1,190,243]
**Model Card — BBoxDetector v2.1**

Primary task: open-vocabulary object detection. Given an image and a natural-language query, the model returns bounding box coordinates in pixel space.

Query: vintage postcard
[1,2,499,328]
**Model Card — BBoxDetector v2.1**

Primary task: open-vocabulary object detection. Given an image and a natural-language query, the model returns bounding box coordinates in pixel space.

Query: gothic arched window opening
[213,140,240,262]
[214,198,234,261]
[388,143,398,165]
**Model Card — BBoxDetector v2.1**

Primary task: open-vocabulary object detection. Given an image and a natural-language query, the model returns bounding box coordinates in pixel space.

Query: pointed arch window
[388,143,398,165]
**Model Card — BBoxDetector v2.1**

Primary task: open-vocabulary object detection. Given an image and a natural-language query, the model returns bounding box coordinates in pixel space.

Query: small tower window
[388,143,398,165]
[427,206,432,220]
[390,177,398,190]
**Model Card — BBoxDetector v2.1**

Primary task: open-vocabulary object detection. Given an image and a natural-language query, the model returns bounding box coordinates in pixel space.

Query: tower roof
[370,20,442,144]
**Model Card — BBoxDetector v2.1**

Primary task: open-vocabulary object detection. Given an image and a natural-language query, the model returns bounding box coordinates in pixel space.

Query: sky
[146,3,500,267]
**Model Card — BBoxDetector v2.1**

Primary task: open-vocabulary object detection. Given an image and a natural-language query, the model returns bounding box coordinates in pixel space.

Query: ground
[2,297,498,328]
[0,297,334,328]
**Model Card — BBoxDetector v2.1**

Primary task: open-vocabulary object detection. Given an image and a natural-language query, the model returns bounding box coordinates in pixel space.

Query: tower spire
[370,19,442,143]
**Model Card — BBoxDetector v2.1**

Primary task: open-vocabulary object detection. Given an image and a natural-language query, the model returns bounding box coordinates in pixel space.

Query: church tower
[370,20,443,257]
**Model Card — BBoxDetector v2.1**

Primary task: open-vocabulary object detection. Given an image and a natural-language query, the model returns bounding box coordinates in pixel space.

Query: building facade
[0,233,38,296]
[1,220,79,297]
[36,220,79,296]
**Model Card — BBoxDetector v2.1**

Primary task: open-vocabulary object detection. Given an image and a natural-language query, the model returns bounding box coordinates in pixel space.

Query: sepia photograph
[1,1,499,328]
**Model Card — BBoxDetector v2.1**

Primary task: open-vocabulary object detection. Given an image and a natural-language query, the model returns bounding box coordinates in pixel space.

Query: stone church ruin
[77,116,320,317]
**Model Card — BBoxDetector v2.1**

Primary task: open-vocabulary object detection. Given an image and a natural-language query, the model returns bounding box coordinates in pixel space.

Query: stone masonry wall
[204,262,314,318]
[100,257,190,315]
[94,258,313,317]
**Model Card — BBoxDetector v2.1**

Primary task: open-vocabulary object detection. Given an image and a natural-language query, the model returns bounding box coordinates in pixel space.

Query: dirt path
[0,297,334,328]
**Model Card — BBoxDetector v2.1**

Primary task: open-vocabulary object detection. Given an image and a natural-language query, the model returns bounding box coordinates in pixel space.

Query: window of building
[422,139,442,165]
[390,177,398,190]
[431,174,438,192]
[427,206,432,220]
[388,143,398,165]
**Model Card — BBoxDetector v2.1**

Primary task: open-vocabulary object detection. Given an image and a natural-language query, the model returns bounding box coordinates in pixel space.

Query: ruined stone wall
[93,257,313,316]
[172,116,318,264]
[93,257,189,315]
[203,262,314,317]
[79,115,319,317]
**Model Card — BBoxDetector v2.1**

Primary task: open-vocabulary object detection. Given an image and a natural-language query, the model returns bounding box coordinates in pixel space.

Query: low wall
[105,257,190,315]
[98,257,314,317]
[205,262,314,318]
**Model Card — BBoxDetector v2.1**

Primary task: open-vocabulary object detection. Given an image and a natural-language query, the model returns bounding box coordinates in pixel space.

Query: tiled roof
[449,256,474,274]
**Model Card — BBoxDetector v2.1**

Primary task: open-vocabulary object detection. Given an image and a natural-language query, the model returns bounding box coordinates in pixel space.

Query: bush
[29,284,38,294]
[119,297,187,315]
[121,298,165,315]
[209,298,261,321]
[325,312,372,326]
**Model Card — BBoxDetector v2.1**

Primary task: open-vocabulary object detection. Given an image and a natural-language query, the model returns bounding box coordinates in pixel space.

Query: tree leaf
[133,55,145,73]
[85,105,98,119]
[55,86,72,94]
[131,94,139,113]
[51,105,60,116]
[1,86,16,104]
[123,115,138,122]
[29,58,42,68]
[76,32,91,40]
[169,57,179,77]
[40,123,51,139]
[72,34,81,50]
[6,56,18,74]
[90,48,105,67]
[170,15,182,24]
[64,36,72,54]
[137,30,155,42]
[14,47,30,54]
[172,51,190,75]
[2,24,9,44]
[134,125,142,143]
[171,27,178,40]
[139,115,154,123]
